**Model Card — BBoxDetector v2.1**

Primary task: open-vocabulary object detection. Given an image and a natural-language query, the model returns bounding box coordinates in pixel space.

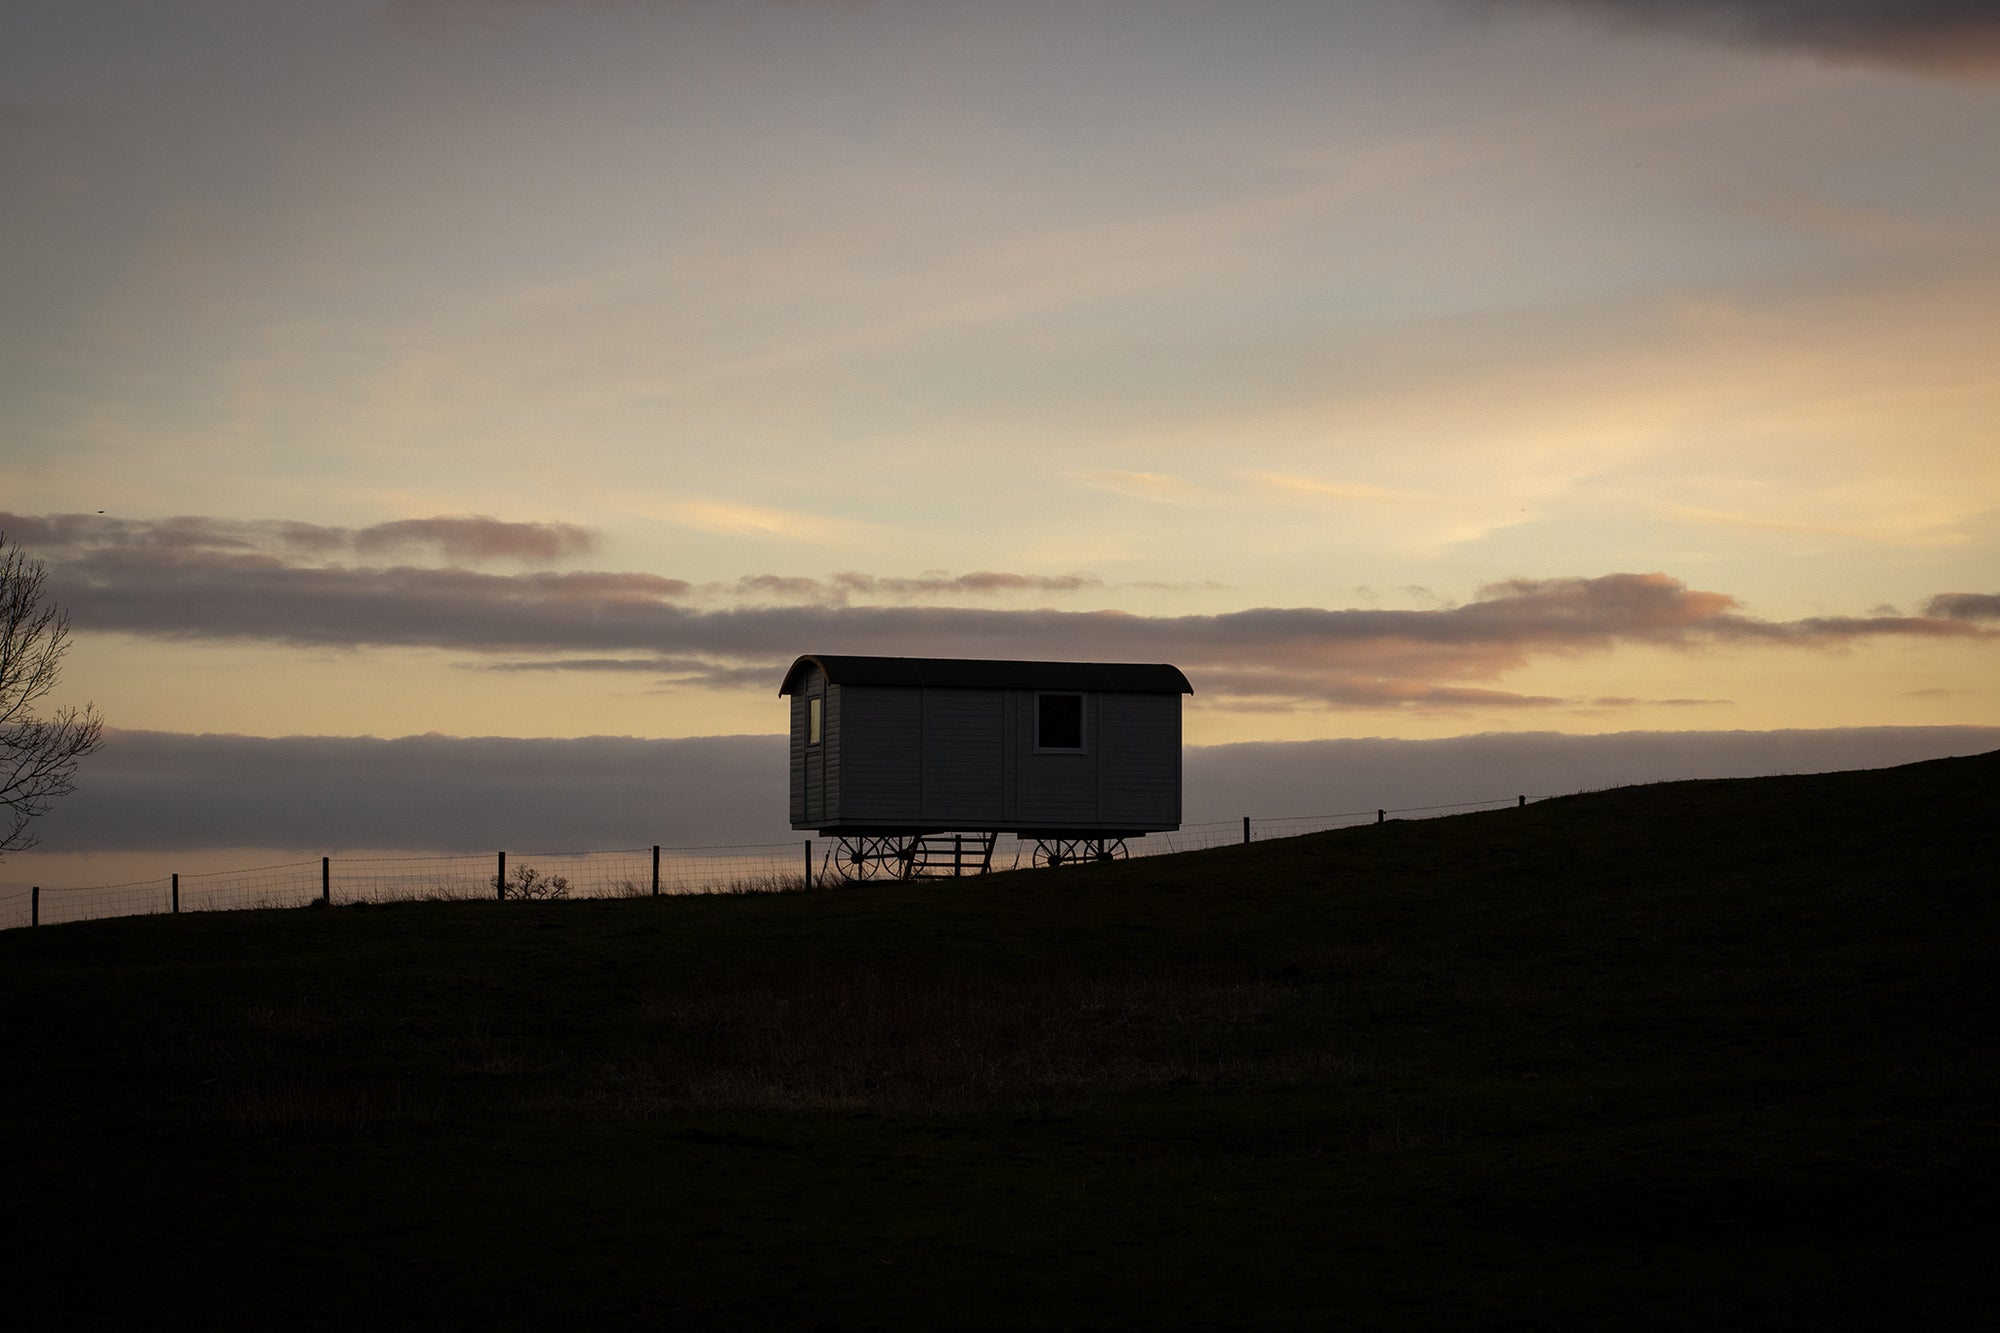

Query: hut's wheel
[833,836,899,882]
[1032,837,1130,869]
[1031,838,1077,869]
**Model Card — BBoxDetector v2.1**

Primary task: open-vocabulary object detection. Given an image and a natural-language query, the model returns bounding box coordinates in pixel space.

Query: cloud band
[9,511,1995,713]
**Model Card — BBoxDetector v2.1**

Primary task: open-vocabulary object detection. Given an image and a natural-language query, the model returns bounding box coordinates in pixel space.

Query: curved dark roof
[780,655,1192,696]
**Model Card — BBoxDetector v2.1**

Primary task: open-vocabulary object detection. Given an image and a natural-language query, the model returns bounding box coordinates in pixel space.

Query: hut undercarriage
[822,830,1135,882]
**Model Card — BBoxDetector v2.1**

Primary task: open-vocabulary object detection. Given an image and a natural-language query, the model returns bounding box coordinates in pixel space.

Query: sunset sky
[4,1,1998,870]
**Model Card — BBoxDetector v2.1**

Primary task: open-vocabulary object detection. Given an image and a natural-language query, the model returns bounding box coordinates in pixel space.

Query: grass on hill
[3,751,1995,1329]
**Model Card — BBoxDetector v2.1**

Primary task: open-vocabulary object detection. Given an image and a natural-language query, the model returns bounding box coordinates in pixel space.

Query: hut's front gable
[1089,690,1182,824]
[781,655,1190,835]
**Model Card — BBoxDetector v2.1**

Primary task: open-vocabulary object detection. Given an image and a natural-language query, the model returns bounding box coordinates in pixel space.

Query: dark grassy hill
[3,751,1995,1329]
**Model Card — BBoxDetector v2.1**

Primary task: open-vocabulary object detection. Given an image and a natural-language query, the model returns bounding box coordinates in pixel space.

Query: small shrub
[493,866,570,901]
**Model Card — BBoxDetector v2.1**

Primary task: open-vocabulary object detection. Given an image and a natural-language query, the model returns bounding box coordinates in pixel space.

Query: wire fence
[0,794,1528,931]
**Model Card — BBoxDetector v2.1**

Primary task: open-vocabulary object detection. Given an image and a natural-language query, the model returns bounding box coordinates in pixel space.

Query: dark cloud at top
[15,725,1996,856]
[1494,0,2000,76]
[1,512,597,565]
[13,513,1994,713]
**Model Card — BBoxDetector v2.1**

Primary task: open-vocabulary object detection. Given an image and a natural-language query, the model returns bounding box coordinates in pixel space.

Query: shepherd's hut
[779,654,1192,877]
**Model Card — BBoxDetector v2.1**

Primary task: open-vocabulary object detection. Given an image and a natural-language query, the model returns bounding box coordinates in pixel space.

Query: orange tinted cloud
[20,514,1994,714]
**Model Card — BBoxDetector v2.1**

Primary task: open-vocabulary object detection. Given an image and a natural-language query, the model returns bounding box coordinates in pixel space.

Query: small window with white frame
[808,695,823,745]
[1035,691,1085,752]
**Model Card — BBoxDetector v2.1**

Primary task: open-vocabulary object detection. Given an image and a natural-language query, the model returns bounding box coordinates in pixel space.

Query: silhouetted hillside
[4,751,1994,1329]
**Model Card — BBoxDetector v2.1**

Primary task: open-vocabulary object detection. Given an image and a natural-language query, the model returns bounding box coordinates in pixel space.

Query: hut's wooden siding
[922,688,1006,825]
[789,665,840,828]
[1016,690,1099,826]
[837,685,920,824]
[790,689,806,825]
[1097,692,1182,826]
[790,677,1182,832]
[821,681,842,824]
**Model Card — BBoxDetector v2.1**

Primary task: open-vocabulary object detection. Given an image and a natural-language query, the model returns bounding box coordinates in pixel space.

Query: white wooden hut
[779,654,1193,876]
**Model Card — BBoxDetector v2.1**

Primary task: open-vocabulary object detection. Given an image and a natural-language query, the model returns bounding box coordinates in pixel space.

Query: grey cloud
[923,571,1100,596]
[4,513,267,556]
[18,725,1997,855]
[21,730,792,854]
[475,657,781,690]
[52,546,695,651]
[1493,0,2000,76]
[22,517,1992,711]
[474,656,717,674]
[1182,726,2000,825]
[1189,664,1567,709]
[732,571,1101,605]
[391,0,647,33]
[2,512,598,565]
[735,575,830,601]
[1128,580,1233,594]
[1926,592,2000,621]
[354,516,596,562]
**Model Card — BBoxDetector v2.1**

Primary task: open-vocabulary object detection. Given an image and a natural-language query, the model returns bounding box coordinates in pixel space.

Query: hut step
[905,832,999,878]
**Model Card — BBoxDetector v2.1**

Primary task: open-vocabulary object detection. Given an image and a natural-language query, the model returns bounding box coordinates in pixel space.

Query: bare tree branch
[2,532,105,856]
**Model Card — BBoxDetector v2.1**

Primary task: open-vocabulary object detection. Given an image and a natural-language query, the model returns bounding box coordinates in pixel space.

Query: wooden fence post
[652,845,661,897]
[1242,816,1250,845]
[321,856,330,905]
[803,839,814,891]
[496,851,506,901]
[171,873,179,914]
[1518,795,1526,807]
[29,886,37,928]
[1377,809,1385,824]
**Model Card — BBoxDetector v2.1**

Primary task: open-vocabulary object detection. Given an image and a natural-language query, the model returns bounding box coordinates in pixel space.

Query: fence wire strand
[4,793,1532,930]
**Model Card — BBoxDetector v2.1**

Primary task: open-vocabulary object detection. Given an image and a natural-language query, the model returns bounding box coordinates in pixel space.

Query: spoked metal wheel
[1031,837,1129,869]
[1031,838,1077,870]
[833,835,917,882]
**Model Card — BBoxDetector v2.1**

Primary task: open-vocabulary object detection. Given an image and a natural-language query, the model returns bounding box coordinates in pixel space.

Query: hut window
[1036,692,1085,751]
[808,696,823,745]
